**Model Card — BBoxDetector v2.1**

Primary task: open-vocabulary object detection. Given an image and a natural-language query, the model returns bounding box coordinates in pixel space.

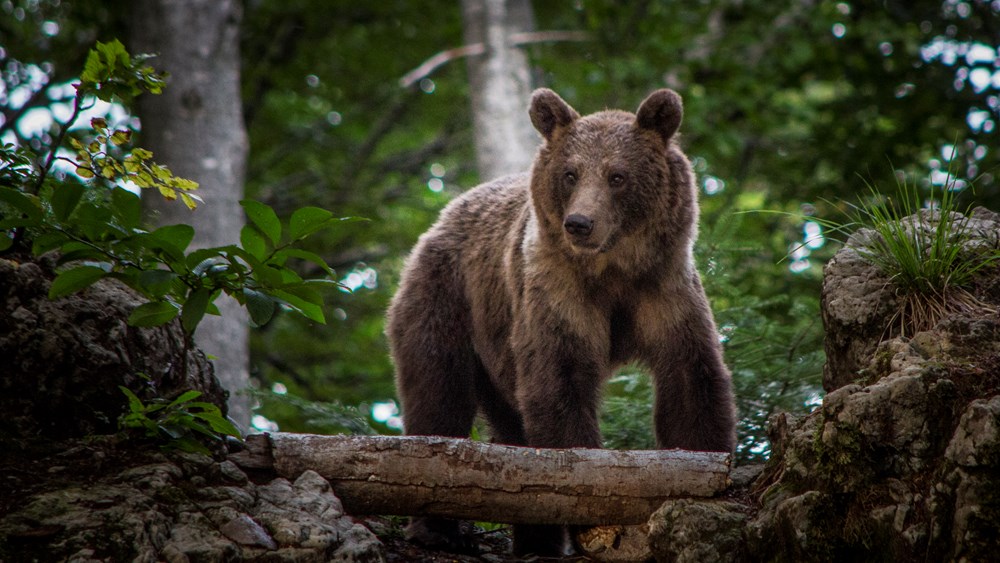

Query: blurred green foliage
[2,1,998,461]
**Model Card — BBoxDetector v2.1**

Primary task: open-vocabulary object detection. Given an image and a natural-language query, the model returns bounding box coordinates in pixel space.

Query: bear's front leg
[510,314,605,557]
[641,291,737,453]
[513,322,605,449]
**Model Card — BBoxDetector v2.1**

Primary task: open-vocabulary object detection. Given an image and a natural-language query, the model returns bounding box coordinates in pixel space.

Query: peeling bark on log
[232,433,731,526]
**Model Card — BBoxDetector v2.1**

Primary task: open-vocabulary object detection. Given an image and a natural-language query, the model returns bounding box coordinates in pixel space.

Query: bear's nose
[563,214,594,237]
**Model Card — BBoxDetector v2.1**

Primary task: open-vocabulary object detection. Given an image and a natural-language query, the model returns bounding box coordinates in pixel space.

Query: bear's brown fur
[386,88,736,555]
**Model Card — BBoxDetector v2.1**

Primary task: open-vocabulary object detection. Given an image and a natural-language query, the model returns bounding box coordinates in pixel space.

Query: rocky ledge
[648,207,1000,561]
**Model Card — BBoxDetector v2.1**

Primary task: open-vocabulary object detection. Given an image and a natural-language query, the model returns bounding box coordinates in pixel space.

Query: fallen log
[231,433,731,526]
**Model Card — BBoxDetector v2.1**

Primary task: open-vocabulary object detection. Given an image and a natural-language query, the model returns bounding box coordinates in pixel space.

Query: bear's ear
[529,88,580,141]
[636,89,683,141]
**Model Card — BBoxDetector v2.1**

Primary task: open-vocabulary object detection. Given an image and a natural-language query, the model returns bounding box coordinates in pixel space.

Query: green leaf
[240,224,268,260]
[73,201,114,241]
[252,263,285,288]
[277,283,323,306]
[120,411,155,432]
[158,422,186,440]
[191,409,242,438]
[169,435,212,456]
[0,187,43,222]
[288,206,333,240]
[191,257,221,277]
[303,278,351,291]
[185,247,220,270]
[0,216,39,230]
[167,390,202,409]
[138,269,177,298]
[179,192,201,210]
[143,400,171,414]
[118,386,145,414]
[149,224,195,251]
[50,183,85,222]
[49,265,108,299]
[240,200,281,245]
[31,232,69,255]
[272,288,325,323]
[181,288,212,334]
[172,415,218,439]
[127,300,180,327]
[278,266,304,285]
[55,247,108,266]
[81,48,106,84]
[272,248,334,274]
[110,130,132,146]
[147,224,195,263]
[111,187,142,229]
[243,287,276,327]
[218,245,263,272]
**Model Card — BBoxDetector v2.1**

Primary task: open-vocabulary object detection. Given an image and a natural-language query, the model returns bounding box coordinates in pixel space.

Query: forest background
[2,0,998,464]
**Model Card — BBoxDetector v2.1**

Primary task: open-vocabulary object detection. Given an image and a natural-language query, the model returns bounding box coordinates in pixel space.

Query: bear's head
[528,88,694,263]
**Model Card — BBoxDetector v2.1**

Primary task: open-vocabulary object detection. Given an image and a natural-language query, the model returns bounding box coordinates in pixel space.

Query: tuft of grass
[846,163,999,337]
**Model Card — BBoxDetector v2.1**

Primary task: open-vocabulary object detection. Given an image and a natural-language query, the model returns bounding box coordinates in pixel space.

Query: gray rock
[647,499,746,563]
[945,396,1000,467]
[219,513,277,549]
[820,207,1000,391]
[820,242,899,391]
[574,524,651,562]
[330,519,390,562]
[0,257,226,439]
[748,222,1000,561]
[757,491,835,559]
[219,459,250,484]
[0,460,385,562]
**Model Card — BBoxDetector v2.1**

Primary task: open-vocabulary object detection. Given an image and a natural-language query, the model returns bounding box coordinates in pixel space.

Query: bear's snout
[563,213,594,237]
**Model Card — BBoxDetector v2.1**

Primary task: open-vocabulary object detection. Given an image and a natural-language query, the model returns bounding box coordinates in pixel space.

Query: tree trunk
[130,0,251,430]
[461,0,540,180]
[231,433,731,526]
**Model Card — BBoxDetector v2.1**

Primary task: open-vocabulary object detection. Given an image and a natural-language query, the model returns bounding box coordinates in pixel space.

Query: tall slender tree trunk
[461,0,539,180]
[130,0,251,430]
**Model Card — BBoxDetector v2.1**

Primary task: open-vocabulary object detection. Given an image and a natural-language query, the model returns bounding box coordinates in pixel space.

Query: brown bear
[386,88,737,556]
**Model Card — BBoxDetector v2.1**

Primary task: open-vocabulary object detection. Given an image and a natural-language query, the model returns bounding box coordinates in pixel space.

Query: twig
[399,30,591,88]
[33,89,87,195]
[399,43,485,89]
[507,30,592,46]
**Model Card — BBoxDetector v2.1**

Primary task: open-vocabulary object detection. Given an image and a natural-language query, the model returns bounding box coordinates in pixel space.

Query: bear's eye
[563,171,578,186]
[608,172,627,187]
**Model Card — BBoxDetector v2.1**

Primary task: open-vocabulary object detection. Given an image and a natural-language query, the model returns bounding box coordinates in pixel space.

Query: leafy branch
[0,39,362,340]
[0,40,366,451]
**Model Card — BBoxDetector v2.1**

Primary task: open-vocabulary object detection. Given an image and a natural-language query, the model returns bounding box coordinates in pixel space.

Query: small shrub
[118,386,241,455]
